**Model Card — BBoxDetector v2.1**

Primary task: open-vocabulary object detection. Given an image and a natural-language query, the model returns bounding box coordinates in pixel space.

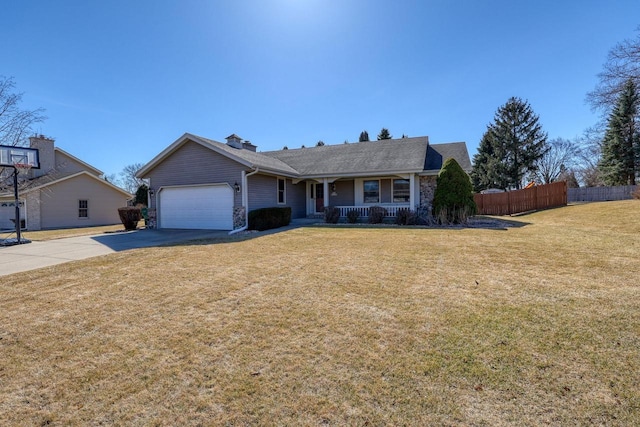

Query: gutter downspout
[228,167,259,235]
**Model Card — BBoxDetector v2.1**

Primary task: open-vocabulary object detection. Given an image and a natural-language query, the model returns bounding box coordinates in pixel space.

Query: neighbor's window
[277,178,286,204]
[393,179,410,203]
[363,180,380,203]
[78,200,88,218]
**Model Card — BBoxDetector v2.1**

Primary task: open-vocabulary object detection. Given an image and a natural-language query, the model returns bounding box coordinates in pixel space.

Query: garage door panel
[159,185,233,230]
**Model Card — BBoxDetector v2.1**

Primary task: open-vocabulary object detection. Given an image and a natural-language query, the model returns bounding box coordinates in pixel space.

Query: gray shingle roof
[423,142,472,173]
[138,133,472,179]
[194,135,300,176]
[262,137,430,176]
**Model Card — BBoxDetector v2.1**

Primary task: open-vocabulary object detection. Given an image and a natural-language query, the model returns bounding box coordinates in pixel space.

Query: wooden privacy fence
[474,181,567,216]
[568,185,638,202]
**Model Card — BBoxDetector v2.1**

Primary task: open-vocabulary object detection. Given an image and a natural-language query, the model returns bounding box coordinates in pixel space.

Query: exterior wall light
[234,182,241,193]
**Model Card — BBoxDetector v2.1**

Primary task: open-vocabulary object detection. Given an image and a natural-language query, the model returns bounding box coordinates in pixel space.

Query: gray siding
[39,174,129,229]
[381,179,392,203]
[327,180,354,206]
[247,174,306,218]
[287,179,306,218]
[247,174,278,212]
[55,151,95,176]
[145,140,245,210]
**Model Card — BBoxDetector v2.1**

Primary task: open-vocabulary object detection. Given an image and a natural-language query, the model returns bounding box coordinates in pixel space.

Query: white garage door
[0,200,25,231]
[159,185,234,230]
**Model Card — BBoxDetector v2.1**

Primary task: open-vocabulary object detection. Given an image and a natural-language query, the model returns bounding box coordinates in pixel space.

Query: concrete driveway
[0,229,230,277]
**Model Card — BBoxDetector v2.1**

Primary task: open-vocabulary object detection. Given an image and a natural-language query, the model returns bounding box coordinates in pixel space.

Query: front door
[314,183,324,213]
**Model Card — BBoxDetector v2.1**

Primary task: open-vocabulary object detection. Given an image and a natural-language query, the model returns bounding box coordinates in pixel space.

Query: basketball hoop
[14,163,32,176]
[13,163,32,185]
[0,145,40,245]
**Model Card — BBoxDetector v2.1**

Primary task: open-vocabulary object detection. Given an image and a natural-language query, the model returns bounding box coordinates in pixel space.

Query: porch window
[78,200,88,218]
[363,180,379,203]
[277,178,286,204]
[393,179,410,203]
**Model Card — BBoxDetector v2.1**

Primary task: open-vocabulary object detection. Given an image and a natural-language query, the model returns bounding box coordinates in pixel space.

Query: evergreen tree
[471,97,548,190]
[134,184,149,206]
[316,140,325,147]
[471,131,506,191]
[433,158,477,224]
[599,79,639,185]
[359,131,369,142]
[377,128,392,140]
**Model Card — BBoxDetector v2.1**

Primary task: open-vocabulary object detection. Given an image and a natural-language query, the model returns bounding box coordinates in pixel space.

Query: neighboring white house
[0,135,131,231]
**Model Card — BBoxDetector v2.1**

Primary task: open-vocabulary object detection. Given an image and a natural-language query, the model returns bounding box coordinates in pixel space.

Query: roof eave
[16,171,132,197]
[136,133,256,178]
[299,169,425,179]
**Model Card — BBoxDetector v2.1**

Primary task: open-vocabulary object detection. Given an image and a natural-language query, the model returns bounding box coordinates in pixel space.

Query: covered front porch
[302,175,419,217]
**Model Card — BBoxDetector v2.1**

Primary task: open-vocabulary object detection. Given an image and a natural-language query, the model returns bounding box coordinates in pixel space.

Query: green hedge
[248,207,292,231]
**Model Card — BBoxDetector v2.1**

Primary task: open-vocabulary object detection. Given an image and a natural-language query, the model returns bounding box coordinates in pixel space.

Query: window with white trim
[363,180,380,203]
[277,178,286,204]
[393,179,410,203]
[78,200,88,218]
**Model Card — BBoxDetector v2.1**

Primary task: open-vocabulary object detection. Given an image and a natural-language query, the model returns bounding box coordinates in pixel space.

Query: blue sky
[3,0,639,178]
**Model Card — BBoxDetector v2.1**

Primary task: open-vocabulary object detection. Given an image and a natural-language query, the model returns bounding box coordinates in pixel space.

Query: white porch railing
[335,204,411,217]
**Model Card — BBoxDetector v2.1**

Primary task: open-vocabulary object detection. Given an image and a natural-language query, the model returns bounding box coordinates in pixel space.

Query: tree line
[472,28,640,191]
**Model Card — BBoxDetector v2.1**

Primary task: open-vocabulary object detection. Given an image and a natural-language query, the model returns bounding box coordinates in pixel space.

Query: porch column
[323,178,329,208]
[409,173,416,209]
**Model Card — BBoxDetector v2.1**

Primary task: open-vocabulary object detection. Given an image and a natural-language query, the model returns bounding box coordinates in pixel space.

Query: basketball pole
[12,166,21,242]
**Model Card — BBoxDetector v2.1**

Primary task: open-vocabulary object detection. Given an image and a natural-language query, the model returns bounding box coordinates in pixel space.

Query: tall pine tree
[472,131,507,190]
[471,97,548,190]
[599,79,639,185]
[359,130,370,142]
[377,128,392,140]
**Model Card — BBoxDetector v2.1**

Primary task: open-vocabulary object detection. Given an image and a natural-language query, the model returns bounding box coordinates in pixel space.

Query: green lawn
[0,201,638,425]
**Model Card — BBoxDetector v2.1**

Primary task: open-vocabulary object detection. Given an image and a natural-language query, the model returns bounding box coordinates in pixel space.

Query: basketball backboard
[0,145,40,169]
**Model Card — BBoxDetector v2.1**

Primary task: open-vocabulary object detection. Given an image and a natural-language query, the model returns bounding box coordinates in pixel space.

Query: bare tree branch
[530,138,580,184]
[0,76,46,189]
[587,27,640,113]
[118,163,147,193]
[0,76,46,147]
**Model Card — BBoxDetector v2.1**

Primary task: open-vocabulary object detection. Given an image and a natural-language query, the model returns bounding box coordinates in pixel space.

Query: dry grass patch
[0,201,638,425]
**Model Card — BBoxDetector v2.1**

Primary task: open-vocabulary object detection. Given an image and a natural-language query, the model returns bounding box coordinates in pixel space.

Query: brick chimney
[29,134,55,178]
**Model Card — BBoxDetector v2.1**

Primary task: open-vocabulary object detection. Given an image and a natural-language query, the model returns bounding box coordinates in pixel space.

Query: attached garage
[0,200,25,231]
[158,184,234,230]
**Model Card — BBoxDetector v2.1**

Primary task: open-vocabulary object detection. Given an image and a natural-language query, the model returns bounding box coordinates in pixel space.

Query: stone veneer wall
[233,207,246,229]
[419,176,437,212]
[146,208,157,229]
